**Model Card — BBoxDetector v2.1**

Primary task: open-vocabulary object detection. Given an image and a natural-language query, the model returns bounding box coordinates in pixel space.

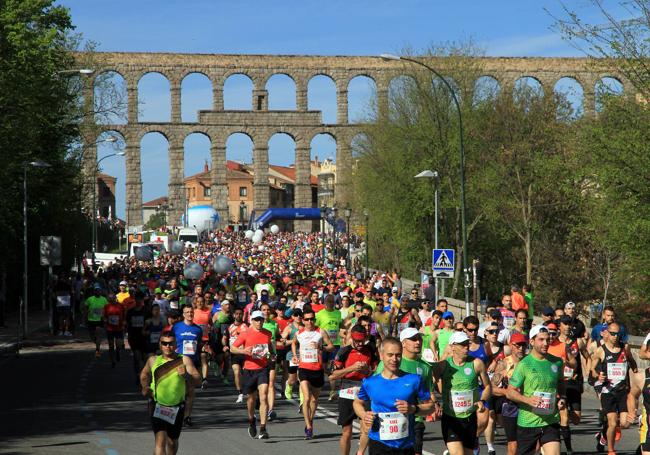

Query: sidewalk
[0,309,86,355]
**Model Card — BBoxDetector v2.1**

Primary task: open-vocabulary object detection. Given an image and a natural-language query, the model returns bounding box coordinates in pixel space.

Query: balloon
[258,245,265,251]
[254,229,264,239]
[183,262,204,280]
[244,230,254,239]
[270,225,280,234]
[134,245,153,261]
[169,240,184,255]
[212,255,233,274]
[252,234,263,244]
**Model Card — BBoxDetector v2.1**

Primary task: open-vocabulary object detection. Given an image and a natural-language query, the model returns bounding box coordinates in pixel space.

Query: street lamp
[415,169,440,301]
[332,205,339,266]
[363,209,369,279]
[93,148,125,267]
[344,206,352,271]
[55,68,94,76]
[381,53,471,315]
[23,160,51,337]
[319,203,327,263]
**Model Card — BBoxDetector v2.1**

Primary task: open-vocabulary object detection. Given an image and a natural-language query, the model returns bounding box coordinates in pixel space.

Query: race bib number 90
[378,412,409,441]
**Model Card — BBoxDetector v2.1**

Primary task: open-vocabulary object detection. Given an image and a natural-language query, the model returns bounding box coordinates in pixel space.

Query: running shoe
[184,416,193,427]
[64,331,72,336]
[304,426,313,440]
[595,431,606,453]
[284,380,293,400]
[488,450,496,455]
[248,419,257,438]
[236,393,244,404]
[222,377,230,385]
[201,379,208,390]
[267,410,277,421]
[328,390,337,401]
[258,429,269,439]
[94,350,101,358]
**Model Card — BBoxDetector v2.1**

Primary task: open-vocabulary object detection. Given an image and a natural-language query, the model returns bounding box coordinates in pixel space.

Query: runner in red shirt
[231,310,273,440]
[104,294,126,368]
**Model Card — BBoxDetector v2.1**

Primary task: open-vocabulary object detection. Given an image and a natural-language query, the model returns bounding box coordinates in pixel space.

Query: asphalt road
[0,342,641,455]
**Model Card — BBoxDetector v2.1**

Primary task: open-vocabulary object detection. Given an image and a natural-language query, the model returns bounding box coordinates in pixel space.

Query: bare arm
[322,331,335,352]
[139,356,156,397]
[475,359,492,404]
[183,355,202,386]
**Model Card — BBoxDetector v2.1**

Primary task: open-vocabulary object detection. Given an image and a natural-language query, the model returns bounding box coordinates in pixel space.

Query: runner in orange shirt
[104,294,126,368]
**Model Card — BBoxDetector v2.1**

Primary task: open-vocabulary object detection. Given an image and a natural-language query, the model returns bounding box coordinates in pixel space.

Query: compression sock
[561,425,573,452]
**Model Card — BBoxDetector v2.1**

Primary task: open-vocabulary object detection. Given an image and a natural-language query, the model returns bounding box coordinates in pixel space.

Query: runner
[104,294,126,368]
[506,325,566,455]
[231,310,274,440]
[316,294,343,400]
[281,308,303,400]
[172,304,203,427]
[140,331,201,455]
[260,302,282,421]
[330,324,378,455]
[431,311,455,360]
[225,307,248,403]
[143,303,164,356]
[490,332,528,455]
[192,295,212,389]
[84,284,107,358]
[353,337,434,455]
[126,293,147,384]
[591,321,632,454]
[292,307,335,439]
[432,330,491,455]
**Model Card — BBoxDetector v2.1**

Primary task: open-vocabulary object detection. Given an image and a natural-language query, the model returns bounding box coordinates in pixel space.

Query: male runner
[292,307,334,439]
[172,304,203,427]
[225,307,248,403]
[432,331,491,455]
[140,331,201,455]
[126,294,147,384]
[353,337,434,455]
[104,294,126,368]
[507,325,566,455]
[84,284,107,357]
[330,324,378,455]
[316,294,343,400]
[260,302,282,420]
[231,310,274,440]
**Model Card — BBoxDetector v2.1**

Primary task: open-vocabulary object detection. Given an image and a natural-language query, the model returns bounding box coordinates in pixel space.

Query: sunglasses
[609,331,620,337]
[486,329,498,334]
[160,341,175,347]
[465,327,478,333]
[303,317,315,321]
[549,331,558,336]
[252,318,264,322]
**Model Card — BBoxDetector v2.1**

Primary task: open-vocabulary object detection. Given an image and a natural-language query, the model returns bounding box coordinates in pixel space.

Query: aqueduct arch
[80,52,630,229]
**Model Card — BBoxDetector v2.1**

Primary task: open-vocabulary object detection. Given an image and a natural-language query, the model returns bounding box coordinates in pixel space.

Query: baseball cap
[529,324,549,339]
[251,310,264,320]
[391,286,398,293]
[119,280,128,286]
[93,283,102,290]
[449,331,470,345]
[442,311,454,320]
[154,287,162,294]
[564,301,576,309]
[542,306,554,316]
[399,327,421,341]
[220,299,231,306]
[546,322,558,331]
[510,332,528,344]
[489,309,502,319]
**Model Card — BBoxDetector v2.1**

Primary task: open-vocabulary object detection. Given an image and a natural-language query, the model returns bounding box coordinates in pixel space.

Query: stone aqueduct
[80,52,627,229]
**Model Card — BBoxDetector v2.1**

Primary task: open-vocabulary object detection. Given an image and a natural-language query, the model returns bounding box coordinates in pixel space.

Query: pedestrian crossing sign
[432,249,455,278]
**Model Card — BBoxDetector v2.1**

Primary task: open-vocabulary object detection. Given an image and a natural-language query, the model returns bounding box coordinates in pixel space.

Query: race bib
[607,362,627,382]
[56,295,71,307]
[153,403,179,425]
[170,301,179,310]
[149,332,161,344]
[91,307,103,318]
[327,329,339,341]
[301,347,319,363]
[183,340,197,356]
[422,348,435,363]
[108,315,120,326]
[339,386,360,400]
[131,316,144,328]
[252,343,269,359]
[563,366,574,379]
[229,336,237,347]
[532,391,555,415]
[378,412,409,441]
[503,316,515,329]
[451,390,474,414]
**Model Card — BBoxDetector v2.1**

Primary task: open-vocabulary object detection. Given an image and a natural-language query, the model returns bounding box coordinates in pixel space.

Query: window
[239,186,247,197]
[203,186,211,197]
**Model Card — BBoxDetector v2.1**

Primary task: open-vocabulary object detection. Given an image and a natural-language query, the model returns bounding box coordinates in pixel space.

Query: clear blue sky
[56,0,612,219]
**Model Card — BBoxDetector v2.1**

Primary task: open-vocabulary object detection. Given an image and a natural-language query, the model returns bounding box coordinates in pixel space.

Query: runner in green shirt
[316,295,343,400]
[375,328,439,455]
[432,330,491,455]
[507,325,566,455]
[84,285,108,357]
[431,311,455,360]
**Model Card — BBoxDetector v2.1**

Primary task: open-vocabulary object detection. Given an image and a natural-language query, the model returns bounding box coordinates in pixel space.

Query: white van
[178,228,199,248]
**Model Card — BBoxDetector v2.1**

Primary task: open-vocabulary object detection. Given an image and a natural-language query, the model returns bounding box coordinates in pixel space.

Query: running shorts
[150,401,185,439]
[502,415,518,442]
[516,423,560,455]
[298,368,324,388]
[368,438,415,455]
[231,354,245,367]
[601,390,628,414]
[566,386,582,412]
[441,413,477,449]
[87,321,103,332]
[243,368,270,394]
[107,330,124,341]
[337,395,357,426]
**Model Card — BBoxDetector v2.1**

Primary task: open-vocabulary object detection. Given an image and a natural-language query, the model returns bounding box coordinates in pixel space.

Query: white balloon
[212,255,233,274]
[244,230,254,239]
[183,262,204,280]
[252,234,263,244]
[258,245,265,251]
[254,229,264,239]
[270,225,280,234]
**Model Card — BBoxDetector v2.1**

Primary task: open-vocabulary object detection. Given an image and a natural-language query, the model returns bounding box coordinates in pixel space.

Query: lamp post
[332,205,338,266]
[23,160,51,337]
[55,68,94,76]
[319,203,326,263]
[415,169,440,301]
[381,53,471,315]
[344,206,352,271]
[363,209,369,278]
[93,150,125,267]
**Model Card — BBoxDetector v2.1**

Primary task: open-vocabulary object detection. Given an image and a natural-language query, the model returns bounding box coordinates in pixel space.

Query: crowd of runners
[67,229,650,455]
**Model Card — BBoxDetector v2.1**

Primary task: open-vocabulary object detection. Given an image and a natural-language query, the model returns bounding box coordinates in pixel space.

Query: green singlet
[437,328,454,357]
[509,353,562,427]
[85,295,107,322]
[151,355,186,406]
[375,356,433,422]
[263,320,279,352]
[441,357,479,419]
[315,309,342,345]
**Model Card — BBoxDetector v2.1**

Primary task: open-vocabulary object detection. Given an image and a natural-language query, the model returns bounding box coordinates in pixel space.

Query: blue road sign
[432,249,455,278]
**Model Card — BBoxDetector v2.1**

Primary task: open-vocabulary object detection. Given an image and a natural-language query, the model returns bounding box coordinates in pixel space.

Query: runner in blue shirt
[172,304,203,427]
[353,337,434,454]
